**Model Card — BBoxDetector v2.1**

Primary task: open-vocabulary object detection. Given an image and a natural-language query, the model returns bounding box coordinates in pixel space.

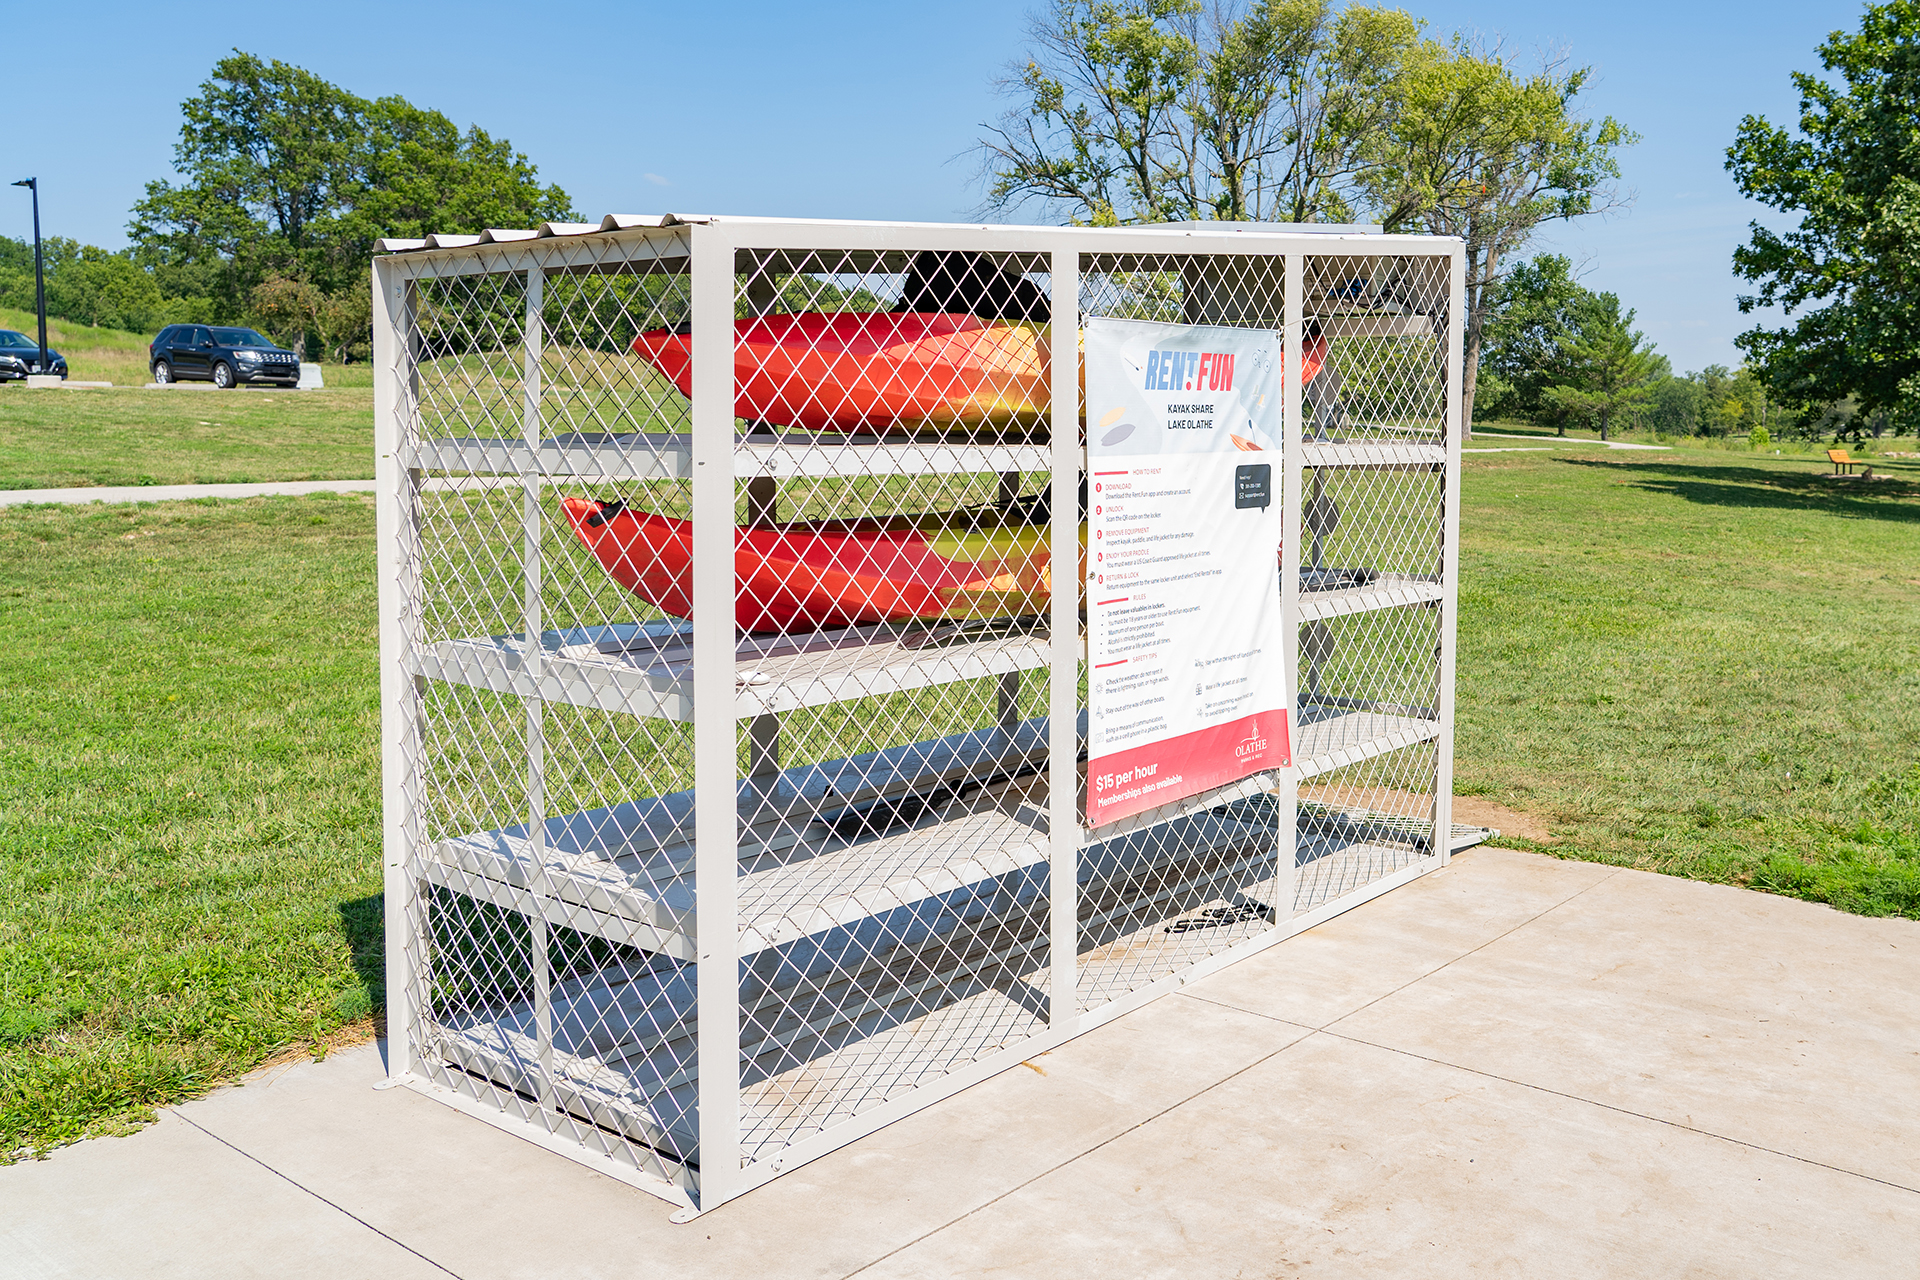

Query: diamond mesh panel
[1073,252,1293,1012]
[383,232,1456,1203]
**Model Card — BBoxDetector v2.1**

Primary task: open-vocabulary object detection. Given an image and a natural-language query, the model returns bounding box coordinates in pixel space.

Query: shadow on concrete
[1557,456,1920,522]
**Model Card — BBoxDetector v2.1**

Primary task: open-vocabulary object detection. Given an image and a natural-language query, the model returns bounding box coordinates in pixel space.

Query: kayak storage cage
[373,216,1466,1215]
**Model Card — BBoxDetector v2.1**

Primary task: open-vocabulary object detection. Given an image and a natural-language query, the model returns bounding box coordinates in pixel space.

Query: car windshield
[0,331,37,349]
[211,328,272,347]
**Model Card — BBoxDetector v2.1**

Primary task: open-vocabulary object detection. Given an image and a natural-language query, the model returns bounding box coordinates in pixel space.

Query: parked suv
[150,325,299,388]
[0,329,67,380]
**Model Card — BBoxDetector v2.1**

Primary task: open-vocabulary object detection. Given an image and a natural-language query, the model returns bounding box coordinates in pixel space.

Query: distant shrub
[1750,424,1770,450]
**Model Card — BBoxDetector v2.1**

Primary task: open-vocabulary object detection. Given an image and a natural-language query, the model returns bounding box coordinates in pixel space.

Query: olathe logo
[1235,720,1269,759]
[1144,348,1235,392]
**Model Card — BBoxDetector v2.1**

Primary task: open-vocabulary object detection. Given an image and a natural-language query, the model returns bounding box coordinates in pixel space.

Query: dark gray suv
[150,325,300,388]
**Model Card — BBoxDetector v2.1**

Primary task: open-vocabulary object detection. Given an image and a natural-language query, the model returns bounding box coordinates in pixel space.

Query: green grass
[2,444,1917,1158]
[1455,446,1920,914]
[0,382,375,490]
[0,496,383,1155]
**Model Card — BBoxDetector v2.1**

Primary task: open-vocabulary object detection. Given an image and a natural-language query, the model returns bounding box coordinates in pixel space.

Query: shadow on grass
[338,894,386,1017]
[1558,456,1920,522]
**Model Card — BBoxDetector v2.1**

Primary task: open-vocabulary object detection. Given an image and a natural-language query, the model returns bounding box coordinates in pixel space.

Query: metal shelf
[1293,703,1441,779]
[412,619,1053,722]
[1296,572,1444,622]
[405,432,1052,480]
[1300,440,1446,471]
[427,717,1058,960]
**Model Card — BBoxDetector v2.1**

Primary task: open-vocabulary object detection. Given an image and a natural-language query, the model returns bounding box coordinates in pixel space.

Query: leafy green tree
[1476,253,1590,420]
[985,8,1633,438]
[1539,293,1658,438]
[983,0,1422,224]
[1361,46,1635,431]
[1645,372,1703,436]
[131,51,572,323]
[1727,2,1920,430]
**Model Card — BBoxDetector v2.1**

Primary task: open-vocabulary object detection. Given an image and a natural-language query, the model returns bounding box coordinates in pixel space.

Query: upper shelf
[405,431,1052,480]
[404,432,1443,479]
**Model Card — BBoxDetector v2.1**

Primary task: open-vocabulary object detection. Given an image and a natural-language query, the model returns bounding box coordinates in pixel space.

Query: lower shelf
[426,800,1440,1173]
[425,700,1433,961]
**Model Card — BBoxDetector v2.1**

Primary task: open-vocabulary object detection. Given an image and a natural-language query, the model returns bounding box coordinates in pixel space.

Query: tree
[1360,44,1635,432]
[131,51,572,324]
[1476,253,1590,421]
[983,0,1423,225]
[984,8,1633,437]
[1727,3,1920,431]
[1539,293,1658,438]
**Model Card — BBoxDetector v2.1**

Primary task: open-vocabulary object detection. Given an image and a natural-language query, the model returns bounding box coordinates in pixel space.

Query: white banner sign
[1084,317,1291,827]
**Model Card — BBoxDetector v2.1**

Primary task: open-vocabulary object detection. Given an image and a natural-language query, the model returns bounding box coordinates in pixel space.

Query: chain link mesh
[381,228,1455,1204]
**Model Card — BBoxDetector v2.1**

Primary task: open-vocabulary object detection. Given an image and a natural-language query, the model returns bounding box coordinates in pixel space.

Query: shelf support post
[520,264,556,1111]
[1276,249,1304,930]
[375,257,425,1083]
[690,224,744,1208]
[1434,245,1466,865]
[1047,247,1081,1034]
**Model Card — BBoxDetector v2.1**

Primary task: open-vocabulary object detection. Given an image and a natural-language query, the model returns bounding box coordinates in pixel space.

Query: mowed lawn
[1454,441,1920,911]
[2,443,1917,1156]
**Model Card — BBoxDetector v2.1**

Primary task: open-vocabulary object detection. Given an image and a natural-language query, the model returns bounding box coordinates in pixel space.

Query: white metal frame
[373,215,1464,1216]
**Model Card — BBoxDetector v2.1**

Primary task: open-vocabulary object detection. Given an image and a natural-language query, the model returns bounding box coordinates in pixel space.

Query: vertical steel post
[690,224,743,1208]
[1277,249,1304,926]
[521,266,555,1105]
[374,258,422,1080]
[1047,248,1081,1032]
[1434,246,1465,865]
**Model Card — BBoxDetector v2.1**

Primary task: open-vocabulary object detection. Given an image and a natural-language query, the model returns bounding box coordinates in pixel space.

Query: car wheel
[152,360,172,384]
[213,361,234,389]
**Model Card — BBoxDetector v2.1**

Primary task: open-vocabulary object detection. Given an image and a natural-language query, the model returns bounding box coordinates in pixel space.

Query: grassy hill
[0,307,154,386]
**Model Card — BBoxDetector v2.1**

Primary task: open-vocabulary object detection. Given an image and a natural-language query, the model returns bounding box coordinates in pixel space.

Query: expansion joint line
[170,1110,467,1279]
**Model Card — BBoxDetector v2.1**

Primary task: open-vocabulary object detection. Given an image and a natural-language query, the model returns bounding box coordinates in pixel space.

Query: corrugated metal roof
[374,213,702,253]
[371,213,1410,255]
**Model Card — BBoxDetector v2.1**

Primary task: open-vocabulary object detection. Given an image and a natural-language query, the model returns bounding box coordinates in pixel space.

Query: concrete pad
[1329,860,1920,1190]
[861,1032,1917,1280]
[6,848,1917,1278]
[171,995,1313,1280]
[0,1110,447,1280]
[1191,848,1617,1028]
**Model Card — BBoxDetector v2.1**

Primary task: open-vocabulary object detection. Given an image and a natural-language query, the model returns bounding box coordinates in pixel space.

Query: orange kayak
[631,313,1051,435]
[561,497,1063,634]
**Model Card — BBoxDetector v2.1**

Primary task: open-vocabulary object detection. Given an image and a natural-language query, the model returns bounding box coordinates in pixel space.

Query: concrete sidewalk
[4,848,1915,1279]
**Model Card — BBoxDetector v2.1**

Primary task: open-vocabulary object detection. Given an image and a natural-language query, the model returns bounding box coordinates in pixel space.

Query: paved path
[0,479,377,507]
[1464,431,1671,453]
[4,848,1915,1279]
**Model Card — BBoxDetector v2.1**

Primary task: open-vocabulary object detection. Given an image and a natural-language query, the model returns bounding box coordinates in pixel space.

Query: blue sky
[2,0,1864,372]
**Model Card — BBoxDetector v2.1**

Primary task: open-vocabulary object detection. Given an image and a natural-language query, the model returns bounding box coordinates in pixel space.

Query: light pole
[11,178,48,376]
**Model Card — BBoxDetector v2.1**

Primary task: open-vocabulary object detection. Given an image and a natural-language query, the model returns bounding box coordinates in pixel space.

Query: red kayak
[632,312,1051,435]
[560,498,1061,634]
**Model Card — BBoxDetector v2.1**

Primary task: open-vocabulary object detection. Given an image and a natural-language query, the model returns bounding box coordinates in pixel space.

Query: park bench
[1826,448,1874,475]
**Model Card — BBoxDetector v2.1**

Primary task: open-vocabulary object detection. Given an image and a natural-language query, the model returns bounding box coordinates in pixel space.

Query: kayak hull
[561,498,1062,634]
[632,312,1327,436]
[632,312,1051,435]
